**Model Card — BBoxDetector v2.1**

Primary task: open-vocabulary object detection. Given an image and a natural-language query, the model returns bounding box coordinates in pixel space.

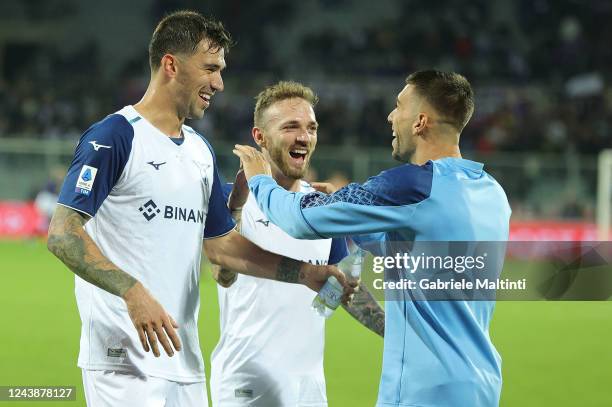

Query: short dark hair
[405,70,475,131]
[148,10,234,70]
[254,81,319,127]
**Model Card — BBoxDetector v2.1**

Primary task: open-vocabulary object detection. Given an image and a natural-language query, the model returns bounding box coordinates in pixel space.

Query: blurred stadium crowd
[0,0,609,224]
[1,0,611,154]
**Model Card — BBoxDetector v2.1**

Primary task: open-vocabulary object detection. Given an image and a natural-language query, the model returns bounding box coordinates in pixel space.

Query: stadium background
[0,0,610,406]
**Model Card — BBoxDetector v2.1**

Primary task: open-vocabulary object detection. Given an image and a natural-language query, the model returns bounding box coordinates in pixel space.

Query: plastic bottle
[312,248,364,318]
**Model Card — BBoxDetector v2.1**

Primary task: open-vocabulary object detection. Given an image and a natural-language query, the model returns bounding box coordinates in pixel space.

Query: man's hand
[228,169,249,211]
[310,182,339,194]
[123,282,182,358]
[299,263,357,304]
[232,145,272,181]
[48,206,182,357]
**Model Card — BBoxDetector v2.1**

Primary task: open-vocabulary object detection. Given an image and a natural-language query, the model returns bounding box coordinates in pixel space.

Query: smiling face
[387,84,421,162]
[255,97,318,180]
[173,40,225,119]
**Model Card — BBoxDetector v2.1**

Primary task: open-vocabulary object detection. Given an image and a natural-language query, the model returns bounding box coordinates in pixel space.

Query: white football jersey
[210,183,347,406]
[57,106,235,382]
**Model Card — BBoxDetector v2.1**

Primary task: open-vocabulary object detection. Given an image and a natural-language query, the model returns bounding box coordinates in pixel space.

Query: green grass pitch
[0,240,611,406]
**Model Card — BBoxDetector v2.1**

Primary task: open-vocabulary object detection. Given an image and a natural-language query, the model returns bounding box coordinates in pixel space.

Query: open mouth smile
[288,148,308,166]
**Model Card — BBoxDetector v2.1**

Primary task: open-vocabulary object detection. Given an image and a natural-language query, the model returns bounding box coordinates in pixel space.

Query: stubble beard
[269,145,309,180]
[393,130,418,163]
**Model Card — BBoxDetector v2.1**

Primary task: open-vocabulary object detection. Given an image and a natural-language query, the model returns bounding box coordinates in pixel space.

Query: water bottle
[312,248,364,318]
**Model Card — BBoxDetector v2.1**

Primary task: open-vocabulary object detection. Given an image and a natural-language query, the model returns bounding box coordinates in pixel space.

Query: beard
[187,94,207,119]
[392,149,414,163]
[268,144,310,179]
[392,134,416,163]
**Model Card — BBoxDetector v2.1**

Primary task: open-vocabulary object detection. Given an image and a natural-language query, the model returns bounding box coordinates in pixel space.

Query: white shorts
[82,369,208,407]
[210,371,327,407]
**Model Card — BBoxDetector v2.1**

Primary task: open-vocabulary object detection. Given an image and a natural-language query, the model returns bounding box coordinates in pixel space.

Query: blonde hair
[254,81,318,127]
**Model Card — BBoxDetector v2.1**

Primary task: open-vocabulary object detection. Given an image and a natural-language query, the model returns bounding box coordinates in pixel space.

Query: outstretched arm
[234,145,432,239]
[204,229,353,294]
[47,205,181,358]
[342,282,385,337]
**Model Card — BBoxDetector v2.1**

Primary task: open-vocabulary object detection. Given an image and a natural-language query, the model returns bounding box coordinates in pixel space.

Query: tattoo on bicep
[276,257,302,283]
[48,207,137,297]
[344,282,385,337]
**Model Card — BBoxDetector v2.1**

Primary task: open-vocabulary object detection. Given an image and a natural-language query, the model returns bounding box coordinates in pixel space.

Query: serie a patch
[75,165,98,196]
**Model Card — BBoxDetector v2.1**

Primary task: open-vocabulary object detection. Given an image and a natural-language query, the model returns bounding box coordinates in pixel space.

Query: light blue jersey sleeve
[247,162,433,239]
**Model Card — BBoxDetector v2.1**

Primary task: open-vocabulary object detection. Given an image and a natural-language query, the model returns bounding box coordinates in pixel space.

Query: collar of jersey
[127,105,188,149]
[436,157,484,173]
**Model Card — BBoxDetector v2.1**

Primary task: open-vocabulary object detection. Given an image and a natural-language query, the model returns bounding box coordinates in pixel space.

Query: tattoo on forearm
[47,207,137,297]
[343,282,385,337]
[219,270,237,286]
[276,257,303,284]
[212,264,237,287]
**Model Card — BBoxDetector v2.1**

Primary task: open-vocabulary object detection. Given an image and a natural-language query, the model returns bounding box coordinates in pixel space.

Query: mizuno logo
[147,161,167,170]
[89,141,111,151]
[256,219,270,227]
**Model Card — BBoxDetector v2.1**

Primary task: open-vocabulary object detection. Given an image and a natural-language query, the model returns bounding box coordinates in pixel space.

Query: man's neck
[412,136,462,165]
[271,166,302,192]
[133,84,185,138]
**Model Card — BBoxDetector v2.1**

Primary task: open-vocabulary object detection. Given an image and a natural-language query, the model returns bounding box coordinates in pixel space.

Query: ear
[160,54,178,78]
[413,113,429,136]
[252,127,266,149]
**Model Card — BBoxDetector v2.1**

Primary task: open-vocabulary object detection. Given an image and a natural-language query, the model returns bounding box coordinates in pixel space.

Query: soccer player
[209,81,385,407]
[234,70,511,407]
[47,11,349,407]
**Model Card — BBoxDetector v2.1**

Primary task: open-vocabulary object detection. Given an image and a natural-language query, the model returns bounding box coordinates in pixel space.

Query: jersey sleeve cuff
[56,202,95,218]
[202,222,236,240]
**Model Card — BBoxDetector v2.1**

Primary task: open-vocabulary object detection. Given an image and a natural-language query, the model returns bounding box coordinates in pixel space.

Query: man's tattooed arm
[47,205,137,297]
[204,230,339,293]
[211,210,241,287]
[275,257,303,283]
[343,282,385,337]
[211,265,238,287]
[210,205,304,287]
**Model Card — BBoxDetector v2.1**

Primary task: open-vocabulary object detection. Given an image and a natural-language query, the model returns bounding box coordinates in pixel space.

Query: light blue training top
[248,157,511,407]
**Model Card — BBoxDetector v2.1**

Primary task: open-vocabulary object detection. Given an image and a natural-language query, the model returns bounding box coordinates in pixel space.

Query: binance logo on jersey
[139,200,161,221]
[138,199,204,223]
[164,205,204,223]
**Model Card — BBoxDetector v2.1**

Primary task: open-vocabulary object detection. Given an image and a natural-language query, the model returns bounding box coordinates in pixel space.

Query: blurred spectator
[34,166,66,225]
[1,0,610,222]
